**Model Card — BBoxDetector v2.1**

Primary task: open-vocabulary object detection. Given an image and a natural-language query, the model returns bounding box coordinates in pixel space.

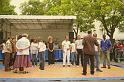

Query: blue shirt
[100,39,111,52]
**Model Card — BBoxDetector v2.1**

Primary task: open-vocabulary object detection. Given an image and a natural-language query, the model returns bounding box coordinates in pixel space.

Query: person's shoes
[76,65,79,67]
[39,68,44,70]
[101,66,106,68]
[68,65,70,67]
[82,73,86,75]
[91,73,94,75]
[5,69,11,72]
[108,66,111,69]
[71,63,74,65]
[90,71,94,75]
[13,70,18,73]
[96,69,103,72]
[63,65,65,67]
[21,71,29,74]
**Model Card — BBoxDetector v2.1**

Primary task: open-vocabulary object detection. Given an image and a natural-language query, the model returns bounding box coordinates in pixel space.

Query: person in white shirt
[30,39,39,66]
[75,35,83,66]
[1,40,6,62]
[38,40,46,70]
[71,38,77,65]
[13,34,31,74]
[62,35,71,67]
[93,33,102,72]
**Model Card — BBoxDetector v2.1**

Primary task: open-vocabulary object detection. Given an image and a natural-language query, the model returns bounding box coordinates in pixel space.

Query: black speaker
[69,32,74,43]
[0,32,3,42]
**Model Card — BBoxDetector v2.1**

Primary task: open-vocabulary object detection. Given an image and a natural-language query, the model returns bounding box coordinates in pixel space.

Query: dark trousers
[2,53,5,65]
[32,54,37,66]
[76,49,83,66]
[9,52,16,67]
[48,50,55,65]
[39,51,45,70]
[4,52,11,71]
[83,54,94,74]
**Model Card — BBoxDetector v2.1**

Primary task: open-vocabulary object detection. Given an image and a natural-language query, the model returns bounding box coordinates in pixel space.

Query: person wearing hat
[13,33,31,74]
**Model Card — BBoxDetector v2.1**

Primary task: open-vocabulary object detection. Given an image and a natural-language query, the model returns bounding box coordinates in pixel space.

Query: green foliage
[20,0,45,15]
[0,0,16,15]
[44,0,95,32]
[20,0,124,40]
[90,0,124,40]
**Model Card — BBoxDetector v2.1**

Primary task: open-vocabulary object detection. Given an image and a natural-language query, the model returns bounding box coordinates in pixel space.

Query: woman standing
[30,39,38,66]
[47,36,55,65]
[13,34,31,73]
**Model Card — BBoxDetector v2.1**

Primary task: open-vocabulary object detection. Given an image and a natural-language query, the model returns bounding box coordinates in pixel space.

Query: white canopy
[0,15,76,41]
[0,15,76,30]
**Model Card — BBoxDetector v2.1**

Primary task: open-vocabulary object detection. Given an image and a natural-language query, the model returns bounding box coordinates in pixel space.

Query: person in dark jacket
[82,31,99,75]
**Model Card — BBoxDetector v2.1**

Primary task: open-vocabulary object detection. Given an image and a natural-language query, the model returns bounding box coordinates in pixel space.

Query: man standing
[100,35,111,69]
[75,35,83,66]
[62,35,71,67]
[83,31,99,75]
[4,37,12,71]
[93,33,102,72]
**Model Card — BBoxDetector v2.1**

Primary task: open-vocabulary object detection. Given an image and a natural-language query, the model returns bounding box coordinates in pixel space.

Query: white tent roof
[0,15,76,20]
[0,15,76,30]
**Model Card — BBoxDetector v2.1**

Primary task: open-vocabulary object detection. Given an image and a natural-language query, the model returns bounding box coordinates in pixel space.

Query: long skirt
[13,55,32,69]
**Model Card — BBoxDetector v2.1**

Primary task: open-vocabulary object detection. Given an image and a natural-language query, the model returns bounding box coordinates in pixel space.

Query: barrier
[0,50,4,60]
[115,49,124,62]
[0,49,63,61]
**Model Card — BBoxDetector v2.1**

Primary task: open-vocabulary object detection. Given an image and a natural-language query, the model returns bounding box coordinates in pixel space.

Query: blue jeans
[39,51,45,70]
[95,51,100,69]
[71,52,76,65]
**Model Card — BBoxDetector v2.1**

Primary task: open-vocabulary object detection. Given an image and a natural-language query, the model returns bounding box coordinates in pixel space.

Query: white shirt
[16,37,30,55]
[38,42,46,52]
[30,42,38,51]
[30,42,38,54]
[75,39,83,49]
[71,43,76,52]
[2,43,6,53]
[4,40,12,53]
[62,40,71,50]
[95,45,98,52]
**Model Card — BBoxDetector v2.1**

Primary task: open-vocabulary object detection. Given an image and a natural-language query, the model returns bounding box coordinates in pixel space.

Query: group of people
[0,34,56,73]
[62,31,112,75]
[0,31,112,75]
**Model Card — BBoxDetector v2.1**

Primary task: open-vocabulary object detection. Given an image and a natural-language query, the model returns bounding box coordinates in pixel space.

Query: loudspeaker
[0,32,3,42]
[69,32,74,43]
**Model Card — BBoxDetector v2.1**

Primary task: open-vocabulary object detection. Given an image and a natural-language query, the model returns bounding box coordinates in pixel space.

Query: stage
[0,63,124,81]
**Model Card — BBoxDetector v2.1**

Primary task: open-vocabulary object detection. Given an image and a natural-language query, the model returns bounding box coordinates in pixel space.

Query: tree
[20,0,45,15]
[0,0,16,40]
[0,0,16,15]
[90,0,124,44]
[20,0,124,43]
[44,0,95,38]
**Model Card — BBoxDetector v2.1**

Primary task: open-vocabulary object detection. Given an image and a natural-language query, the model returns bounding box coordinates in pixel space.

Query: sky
[10,0,29,14]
